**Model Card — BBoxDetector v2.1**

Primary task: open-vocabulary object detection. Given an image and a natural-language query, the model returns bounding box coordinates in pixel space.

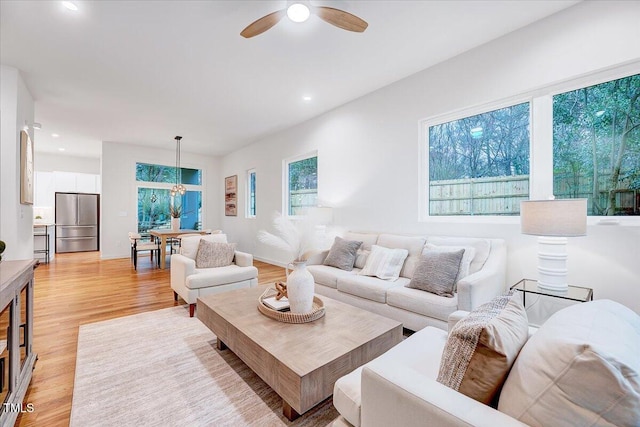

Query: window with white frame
[136,162,203,232]
[425,102,531,216]
[285,153,317,216]
[246,168,256,218]
[553,74,640,216]
[421,70,640,220]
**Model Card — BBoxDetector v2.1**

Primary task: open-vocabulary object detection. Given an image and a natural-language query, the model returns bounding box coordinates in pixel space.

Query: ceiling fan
[240,1,368,38]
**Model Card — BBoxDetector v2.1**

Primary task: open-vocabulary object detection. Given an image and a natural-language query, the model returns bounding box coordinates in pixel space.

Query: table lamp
[520,198,587,292]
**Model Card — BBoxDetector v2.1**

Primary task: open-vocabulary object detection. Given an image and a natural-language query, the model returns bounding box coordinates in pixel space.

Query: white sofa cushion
[308,264,359,289]
[181,233,228,260]
[337,275,408,303]
[499,299,640,427]
[185,264,258,289]
[377,234,426,278]
[426,237,490,275]
[334,366,365,427]
[386,286,459,321]
[345,232,378,250]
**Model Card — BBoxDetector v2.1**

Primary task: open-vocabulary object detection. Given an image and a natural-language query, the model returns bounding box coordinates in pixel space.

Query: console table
[0,260,37,426]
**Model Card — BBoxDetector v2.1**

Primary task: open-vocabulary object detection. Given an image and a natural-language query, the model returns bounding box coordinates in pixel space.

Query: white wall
[35,152,100,174]
[100,141,221,259]
[0,65,35,260]
[221,1,640,312]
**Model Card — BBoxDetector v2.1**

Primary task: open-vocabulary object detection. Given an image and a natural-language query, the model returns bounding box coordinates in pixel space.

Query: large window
[427,102,530,216]
[136,163,201,185]
[246,169,256,218]
[136,163,203,232]
[285,154,317,216]
[553,74,640,216]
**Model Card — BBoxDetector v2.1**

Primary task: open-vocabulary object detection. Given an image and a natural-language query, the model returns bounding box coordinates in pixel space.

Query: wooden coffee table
[197,286,402,421]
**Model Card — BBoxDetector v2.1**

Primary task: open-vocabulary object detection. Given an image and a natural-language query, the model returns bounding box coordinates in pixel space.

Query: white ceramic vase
[286,260,315,313]
[171,217,180,231]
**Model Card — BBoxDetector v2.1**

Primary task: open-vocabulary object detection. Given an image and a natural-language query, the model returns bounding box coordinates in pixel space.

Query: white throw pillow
[195,240,236,268]
[180,233,228,260]
[359,245,409,281]
[354,249,370,269]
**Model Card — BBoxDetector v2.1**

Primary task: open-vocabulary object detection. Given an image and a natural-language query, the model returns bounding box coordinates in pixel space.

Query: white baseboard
[254,256,287,268]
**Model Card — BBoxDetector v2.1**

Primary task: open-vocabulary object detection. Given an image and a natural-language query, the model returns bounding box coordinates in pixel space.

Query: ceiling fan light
[287,3,310,23]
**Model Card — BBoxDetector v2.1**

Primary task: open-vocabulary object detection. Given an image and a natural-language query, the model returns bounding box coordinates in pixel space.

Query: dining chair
[128,232,161,270]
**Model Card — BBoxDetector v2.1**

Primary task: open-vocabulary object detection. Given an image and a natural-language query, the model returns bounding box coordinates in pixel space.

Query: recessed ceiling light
[58,148,65,151]
[303,96,312,101]
[62,1,78,11]
[287,3,310,23]
[52,133,60,138]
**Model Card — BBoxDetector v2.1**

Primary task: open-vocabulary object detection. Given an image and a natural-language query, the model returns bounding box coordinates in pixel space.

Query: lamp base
[536,236,569,292]
[536,280,569,293]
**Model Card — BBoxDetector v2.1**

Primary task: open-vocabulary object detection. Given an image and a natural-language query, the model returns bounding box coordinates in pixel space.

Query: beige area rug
[70,306,338,426]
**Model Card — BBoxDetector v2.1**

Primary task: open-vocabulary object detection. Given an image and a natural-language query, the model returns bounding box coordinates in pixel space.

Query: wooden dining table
[149,229,209,269]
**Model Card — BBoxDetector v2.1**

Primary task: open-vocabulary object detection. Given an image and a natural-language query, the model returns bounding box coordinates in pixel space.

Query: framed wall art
[20,130,34,205]
[225,175,237,216]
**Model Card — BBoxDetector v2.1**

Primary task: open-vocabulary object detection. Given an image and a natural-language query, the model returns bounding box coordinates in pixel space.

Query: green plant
[35,215,43,219]
[169,205,182,218]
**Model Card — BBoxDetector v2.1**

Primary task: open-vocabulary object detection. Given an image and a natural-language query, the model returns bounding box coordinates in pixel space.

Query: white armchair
[333,310,530,427]
[334,299,640,427]
[170,234,258,317]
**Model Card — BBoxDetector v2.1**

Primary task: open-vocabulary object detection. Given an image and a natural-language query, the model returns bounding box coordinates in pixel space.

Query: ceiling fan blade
[240,9,286,38]
[314,6,368,33]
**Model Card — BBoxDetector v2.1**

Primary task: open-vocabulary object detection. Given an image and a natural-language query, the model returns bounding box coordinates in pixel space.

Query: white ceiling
[1,0,580,159]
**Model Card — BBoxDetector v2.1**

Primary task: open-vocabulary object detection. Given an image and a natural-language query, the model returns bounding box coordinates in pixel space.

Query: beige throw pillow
[181,233,228,260]
[359,245,409,281]
[195,240,236,268]
[407,249,465,297]
[437,294,529,406]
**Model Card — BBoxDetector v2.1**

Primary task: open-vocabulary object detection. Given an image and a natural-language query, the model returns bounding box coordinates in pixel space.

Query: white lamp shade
[520,199,587,237]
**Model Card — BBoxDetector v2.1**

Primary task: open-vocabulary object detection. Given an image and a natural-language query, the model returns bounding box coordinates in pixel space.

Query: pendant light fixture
[170,136,186,197]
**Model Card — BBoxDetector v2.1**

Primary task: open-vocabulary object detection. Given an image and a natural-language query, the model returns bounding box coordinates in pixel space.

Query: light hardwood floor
[16,252,286,427]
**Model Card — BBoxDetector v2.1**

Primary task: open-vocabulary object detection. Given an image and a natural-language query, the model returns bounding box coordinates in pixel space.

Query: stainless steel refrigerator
[55,192,100,253]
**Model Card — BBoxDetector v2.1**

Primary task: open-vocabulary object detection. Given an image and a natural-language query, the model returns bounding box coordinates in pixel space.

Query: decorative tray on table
[258,285,325,324]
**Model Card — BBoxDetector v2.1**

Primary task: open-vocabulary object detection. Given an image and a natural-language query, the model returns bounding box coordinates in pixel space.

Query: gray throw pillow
[323,236,363,271]
[195,240,237,268]
[406,249,465,297]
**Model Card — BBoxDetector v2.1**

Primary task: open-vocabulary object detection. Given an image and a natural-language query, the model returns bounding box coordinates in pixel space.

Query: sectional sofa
[307,232,507,331]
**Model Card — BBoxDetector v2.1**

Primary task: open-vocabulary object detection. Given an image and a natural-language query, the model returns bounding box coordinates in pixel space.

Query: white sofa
[307,232,507,331]
[333,299,640,427]
[170,234,258,317]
